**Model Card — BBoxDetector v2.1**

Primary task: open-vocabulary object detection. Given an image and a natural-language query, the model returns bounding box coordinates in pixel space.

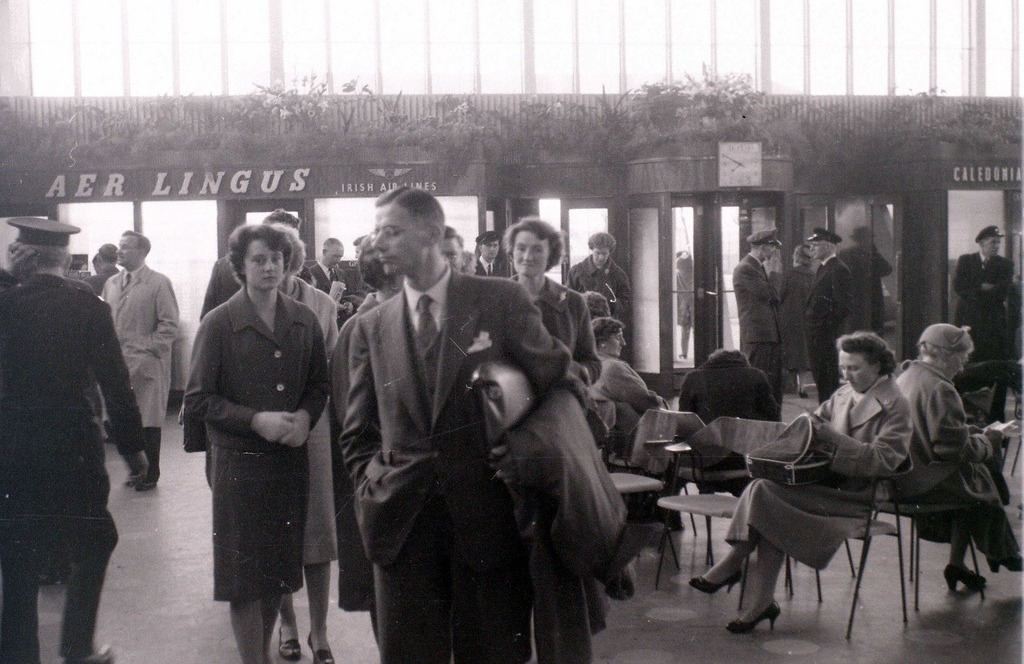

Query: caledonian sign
[35,165,449,201]
[947,162,1022,187]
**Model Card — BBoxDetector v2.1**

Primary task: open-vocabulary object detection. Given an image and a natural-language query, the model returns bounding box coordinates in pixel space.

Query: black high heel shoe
[944,564,987,592]
[689,569,742,595]
[308,634,336,664]
[726,602,781,634]
[278,627,301,661]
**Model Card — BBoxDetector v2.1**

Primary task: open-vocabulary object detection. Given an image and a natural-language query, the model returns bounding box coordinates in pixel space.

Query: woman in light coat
[690,331,910,633]
[895,323,1021,591]
[272,225,339,664]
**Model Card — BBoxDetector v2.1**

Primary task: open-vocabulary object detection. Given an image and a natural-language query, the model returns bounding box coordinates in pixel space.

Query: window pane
[429,0,476,93]
[720,205,741,351]
[480,0,523,92]
[58,202,134,263]
[625,0,667,88]
[538,198,562,282]
[769,0,804,93]
[629,207,659,372]
[329,0,377,91]
[986,0,1014,96]
[808,0,846,94]
[141,201,219,389]
[79,0,123,95]
[578,0,620,93]
[28,0,74,95]
[380,0,427,93]
[672,206,696,368]
[283,0,328,84]
[935,0,963,95]
[947,191,1005,320]
[178,0,223,94]
[671,0,712,80]
[127,0,173,95]
[314,198,378,256]
[566,208,608,268]
[851,0,888,94]
[224,0,270,94]
[894,0,929,94]
[533,0,573,92]
[716,0,757,78]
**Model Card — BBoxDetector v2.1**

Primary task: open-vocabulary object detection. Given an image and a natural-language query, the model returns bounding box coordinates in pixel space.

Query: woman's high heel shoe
[278,627,301,661]
[308,634,336,664]
[944,564,987,592]
[689,569,742,595]
[726,601,781,634]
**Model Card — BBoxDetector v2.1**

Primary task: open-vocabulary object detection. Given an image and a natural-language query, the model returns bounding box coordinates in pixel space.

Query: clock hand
[723,154,744,167]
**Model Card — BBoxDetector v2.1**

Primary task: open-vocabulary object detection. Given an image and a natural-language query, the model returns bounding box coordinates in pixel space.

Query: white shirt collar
[404,266,452,332]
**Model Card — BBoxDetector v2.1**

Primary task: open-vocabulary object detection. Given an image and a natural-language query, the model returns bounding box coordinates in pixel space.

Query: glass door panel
[719,205,741,351]
[672,206,696,368]
[629,206,659,373]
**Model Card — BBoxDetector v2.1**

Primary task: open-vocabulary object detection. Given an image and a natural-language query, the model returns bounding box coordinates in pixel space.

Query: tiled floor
[33,395,1023,663]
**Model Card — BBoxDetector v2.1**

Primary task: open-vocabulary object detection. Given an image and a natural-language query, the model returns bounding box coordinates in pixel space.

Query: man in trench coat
[102,230,179,490]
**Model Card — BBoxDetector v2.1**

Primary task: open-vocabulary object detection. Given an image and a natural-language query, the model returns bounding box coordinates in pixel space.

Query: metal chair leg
[815,569,822,602]
[654,523,680,590]
[737,556,749,611]
[846,535,874,639]
[784,556,793,597]
[704,515,714,566]
[968,539,985,601]
[892,512,908,622]
[844,540,856,577]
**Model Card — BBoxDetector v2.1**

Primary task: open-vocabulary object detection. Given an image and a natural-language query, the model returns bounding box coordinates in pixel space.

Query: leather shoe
[65,644,115,663]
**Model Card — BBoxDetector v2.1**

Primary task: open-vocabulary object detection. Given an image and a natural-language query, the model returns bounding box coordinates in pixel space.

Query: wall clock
[718,141,763,187]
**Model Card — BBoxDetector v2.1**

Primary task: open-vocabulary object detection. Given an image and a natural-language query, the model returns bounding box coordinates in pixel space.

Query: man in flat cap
[732,227,784,404]
[804,228,852,402]
[0,218,147,663]
[952,225,1015,420]
[475,230,510,277]
[84,244,119,296]
[102,231,179,491]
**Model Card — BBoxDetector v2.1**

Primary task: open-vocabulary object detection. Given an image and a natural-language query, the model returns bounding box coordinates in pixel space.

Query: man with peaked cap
[0,218,147,664]
[733,227,784,403]
[952,225,1015,421]
[804,227,852,402]
[475,230,510,277]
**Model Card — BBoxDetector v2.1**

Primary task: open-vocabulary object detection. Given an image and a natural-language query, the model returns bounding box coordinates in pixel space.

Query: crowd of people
[0,193,1019,663]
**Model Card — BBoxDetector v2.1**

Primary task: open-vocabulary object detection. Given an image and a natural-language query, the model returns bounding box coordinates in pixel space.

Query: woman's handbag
[745,413,833,486]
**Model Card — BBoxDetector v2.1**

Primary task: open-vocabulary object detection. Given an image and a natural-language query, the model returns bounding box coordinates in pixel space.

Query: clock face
[718,142,763,187]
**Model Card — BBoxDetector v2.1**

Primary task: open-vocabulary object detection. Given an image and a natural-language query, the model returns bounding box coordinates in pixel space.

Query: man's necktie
[120,272,131,302]
[416,294,439,390]
[486,263,492,276]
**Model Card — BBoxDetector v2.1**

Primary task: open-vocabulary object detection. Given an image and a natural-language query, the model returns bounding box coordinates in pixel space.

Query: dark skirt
[910,486,1020,567]
[212,445,308,602]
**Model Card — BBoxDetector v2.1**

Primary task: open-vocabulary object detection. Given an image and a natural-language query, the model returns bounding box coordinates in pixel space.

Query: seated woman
[895,323,1021,591]
[589,316,667,434]
[677,348,780,424]
[690,332,910,633]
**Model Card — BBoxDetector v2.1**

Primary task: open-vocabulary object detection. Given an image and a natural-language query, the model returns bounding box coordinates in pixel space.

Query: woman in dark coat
[185,224,329,664]
[895,324,1021,591]
[690,332,910,634]
[778,244,815,396]
[677,348,780,424]
[506,217,601,385]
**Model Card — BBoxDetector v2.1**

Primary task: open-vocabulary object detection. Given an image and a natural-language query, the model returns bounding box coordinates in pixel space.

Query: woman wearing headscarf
[895,323,1021,592]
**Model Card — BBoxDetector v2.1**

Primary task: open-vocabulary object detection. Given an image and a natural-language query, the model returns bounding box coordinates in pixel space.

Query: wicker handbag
[745,413,833,486]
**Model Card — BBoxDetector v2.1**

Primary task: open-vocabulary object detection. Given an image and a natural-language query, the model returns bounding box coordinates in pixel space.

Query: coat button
[276,383,285,391]
[274,350,282,358]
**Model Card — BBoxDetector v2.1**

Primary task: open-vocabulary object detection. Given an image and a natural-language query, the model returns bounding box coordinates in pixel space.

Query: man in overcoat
[474,230,511,277]
[804,228,852,403]
[732,228,784,403]
[0,218,147,664]
[341,187,571,663]
[567,232,631,325]
[102,230,179,490]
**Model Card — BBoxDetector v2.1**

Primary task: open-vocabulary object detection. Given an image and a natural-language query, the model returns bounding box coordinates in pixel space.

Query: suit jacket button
[274,350,282,358]
[276,383,285,391]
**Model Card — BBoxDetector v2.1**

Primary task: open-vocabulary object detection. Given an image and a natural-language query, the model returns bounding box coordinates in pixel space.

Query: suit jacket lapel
[381,293,431,434]
[432,274,479,426]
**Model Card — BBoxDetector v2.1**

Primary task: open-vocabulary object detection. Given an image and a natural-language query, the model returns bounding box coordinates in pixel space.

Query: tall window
[935,0,964,95]
[624,0,667,89]
[533,0,574,92]
[178,0,223,94]
[79,0,123,95]
[986,0,1018,96]
[380,0,427,93]
[851,0,888,94]
[769,0,805,94]
[671,0,713,81]
[429,0,476,93]
[224,0,270,94]
[894,0,930,94]
[715,0,758,79]
[282,0,329,85]
[28,0,74,96]
[808,0,846,94]
[126,0,173,95]
[578,0,620,93]
[329,0,377,92]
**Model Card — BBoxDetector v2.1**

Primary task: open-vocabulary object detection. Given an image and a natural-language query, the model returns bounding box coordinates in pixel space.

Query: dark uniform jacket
[805,255,852,333]
[0,275,144,550]
[733,254,781,345]
[953,252,1013,361]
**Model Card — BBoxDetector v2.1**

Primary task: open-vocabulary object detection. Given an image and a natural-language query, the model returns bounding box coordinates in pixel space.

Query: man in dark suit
[732,228,784,403]
[83,243,119,296]
[804,228,852,403]
[0,218,147,664]
[341,187,571,663]
[953,225,1015,421]
[474,230,510,277]
[306,237,346,293]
